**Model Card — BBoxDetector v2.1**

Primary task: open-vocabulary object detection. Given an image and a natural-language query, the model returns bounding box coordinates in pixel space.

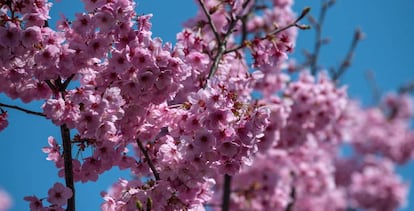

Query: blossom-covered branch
[136,139,160,181]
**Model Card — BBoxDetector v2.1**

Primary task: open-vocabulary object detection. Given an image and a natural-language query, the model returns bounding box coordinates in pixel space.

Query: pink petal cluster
[351,93,414,164]
[349,158,407,211]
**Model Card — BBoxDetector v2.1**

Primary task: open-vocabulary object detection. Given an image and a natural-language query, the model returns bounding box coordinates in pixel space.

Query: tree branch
[332,28,363,81]
[136,139,160,180]
[0,102,46,117]
[225,7,311,54]
[62,74,76,91]
[285,186,296,211]
[198,0,221,42]
[206,15,240,81]
[222,174,232,211]
[60,124,75,211]
[309,0,335,75]
[52,76,76,211]
[364,70,382,104]
[398,81,414,94]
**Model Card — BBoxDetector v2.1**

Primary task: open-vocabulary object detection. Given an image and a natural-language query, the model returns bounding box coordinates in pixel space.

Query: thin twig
[364,70,382,104]
[225,7,311,54]
[198,0,221,42]
[222,174,232,211]
[238,0,253,45]
[310,0,335,75]
[136,139,160,180]
[398,81,414,94]
[332,28,363,81]
[198,0,229,82]
[61,124,75,211]
[0,102,46,117]
[207,43,227,80]
[208,15,240,81]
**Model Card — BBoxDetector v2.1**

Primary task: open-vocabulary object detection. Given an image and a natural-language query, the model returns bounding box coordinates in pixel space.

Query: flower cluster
[335,156,408,211]
[351,93,414,164]
[24,182,72,211]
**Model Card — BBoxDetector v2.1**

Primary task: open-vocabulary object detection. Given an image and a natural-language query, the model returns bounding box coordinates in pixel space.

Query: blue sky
[0,0,413,210]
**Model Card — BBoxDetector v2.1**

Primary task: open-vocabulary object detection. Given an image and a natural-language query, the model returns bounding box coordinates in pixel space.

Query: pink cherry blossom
[42,136,62,162]
[47,183,73,207]
[0,188,12,211]
[0,111,8,132]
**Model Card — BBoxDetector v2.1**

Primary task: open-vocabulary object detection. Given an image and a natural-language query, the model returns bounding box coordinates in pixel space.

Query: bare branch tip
[296,23,311,30]
[355,28,365,40]
[296,7,311,22]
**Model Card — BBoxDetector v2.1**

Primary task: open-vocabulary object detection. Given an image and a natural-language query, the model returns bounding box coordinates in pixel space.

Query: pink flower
[47,183,73,207]
[94,10,115,32]
[0,24,20,48]
[42,136,62,162]
[72,13,94,35]
[82,0,106,12]
[194,129,216,152]
[0,111,8,132]
[0,188,12,211]
[21,26,42,48]
[24,195,44,211]
[35,45,60,67]
[42,98,65,125]
[137,70,155,90]
[218,141,239,158]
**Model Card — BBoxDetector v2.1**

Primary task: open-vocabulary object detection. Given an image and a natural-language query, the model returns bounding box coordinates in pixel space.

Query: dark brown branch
[398,81,414,94]
[52,75,76,211]
[208,15,240,80]
[61,124,75,211]
[0,102,46,117]
[285,186,296,211]
[62,74,76,90]
[136,139,160,180]
[267,17,310,36]
[45,80,57,91]
[222,174,232,211]
[199,1,310,82]
[310,0,335,75]
[207,43,227,81]
[198,0,221,42]
[204,203,221,207]
[198,0,231,82]
[332,28,363,81]
[225,7,311,54]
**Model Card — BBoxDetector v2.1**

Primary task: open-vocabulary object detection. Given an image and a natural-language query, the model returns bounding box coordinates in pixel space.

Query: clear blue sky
[0,1,413,210]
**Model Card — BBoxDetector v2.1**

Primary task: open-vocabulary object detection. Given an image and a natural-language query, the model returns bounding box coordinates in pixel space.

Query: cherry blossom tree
[0,0,413,211]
